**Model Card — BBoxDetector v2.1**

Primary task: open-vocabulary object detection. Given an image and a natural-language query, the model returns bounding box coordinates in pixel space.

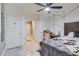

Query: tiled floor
[4,40,40,56]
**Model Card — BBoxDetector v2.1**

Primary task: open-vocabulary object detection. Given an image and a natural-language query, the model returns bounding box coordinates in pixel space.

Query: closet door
[5,17,23,49]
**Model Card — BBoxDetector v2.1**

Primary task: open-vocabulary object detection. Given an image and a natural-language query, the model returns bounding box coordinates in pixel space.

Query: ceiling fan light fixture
[44,7,50,12]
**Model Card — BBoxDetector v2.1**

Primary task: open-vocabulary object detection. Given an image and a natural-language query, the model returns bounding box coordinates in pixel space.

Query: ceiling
[6,3,79,19]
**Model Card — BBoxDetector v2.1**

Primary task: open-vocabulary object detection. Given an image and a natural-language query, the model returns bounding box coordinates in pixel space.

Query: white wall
[34,17,47,42]
[41,14,64,36]
[46,15,64,37]
[33,15,50,42]
[54,15,64,36]
[4,4,26,49]
[34,14,64,42]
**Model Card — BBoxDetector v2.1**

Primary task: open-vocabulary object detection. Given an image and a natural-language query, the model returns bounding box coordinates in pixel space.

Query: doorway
[26,21,33,41]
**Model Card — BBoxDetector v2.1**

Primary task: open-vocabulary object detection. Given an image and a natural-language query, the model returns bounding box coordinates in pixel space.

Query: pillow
[68,32,74,37]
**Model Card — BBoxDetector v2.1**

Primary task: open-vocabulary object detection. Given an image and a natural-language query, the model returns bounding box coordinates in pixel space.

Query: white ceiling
[7,3,79,19]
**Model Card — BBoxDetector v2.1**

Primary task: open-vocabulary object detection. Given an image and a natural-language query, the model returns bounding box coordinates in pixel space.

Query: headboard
[64,21,79,35]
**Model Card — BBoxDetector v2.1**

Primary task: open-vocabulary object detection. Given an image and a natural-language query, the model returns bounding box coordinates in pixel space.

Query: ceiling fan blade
[47,3,53,6]
[37,8,45,12]
[35,3,45,7]
[51,6,63,9]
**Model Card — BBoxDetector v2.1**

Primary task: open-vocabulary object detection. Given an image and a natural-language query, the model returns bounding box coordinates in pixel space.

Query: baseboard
[7,46,22,51]
[1,46,22,56]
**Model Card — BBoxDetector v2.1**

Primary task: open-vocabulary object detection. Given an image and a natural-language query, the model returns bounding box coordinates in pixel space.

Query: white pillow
[68,32,74,37]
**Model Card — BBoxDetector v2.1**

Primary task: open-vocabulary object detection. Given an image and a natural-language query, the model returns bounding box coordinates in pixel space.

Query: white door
[5,17,23,49]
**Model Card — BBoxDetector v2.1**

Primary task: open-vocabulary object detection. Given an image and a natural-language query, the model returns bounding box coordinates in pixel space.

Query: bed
[40,37,79,56]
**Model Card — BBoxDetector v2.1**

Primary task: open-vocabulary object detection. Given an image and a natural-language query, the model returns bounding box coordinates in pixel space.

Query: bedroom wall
[4,4,26,49]
[47,14,64,37]
[54,15,64,37]
[34,14,64,42]
[34,16,50,42]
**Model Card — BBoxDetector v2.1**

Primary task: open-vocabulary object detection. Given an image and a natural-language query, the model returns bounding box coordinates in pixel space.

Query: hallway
[4,40,40,56]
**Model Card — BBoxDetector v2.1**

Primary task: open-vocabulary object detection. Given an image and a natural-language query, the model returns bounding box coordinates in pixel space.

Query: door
[26,21,33,41]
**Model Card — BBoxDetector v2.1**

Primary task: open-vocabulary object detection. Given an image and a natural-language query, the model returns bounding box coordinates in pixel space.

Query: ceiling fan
[35,3,63,13]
